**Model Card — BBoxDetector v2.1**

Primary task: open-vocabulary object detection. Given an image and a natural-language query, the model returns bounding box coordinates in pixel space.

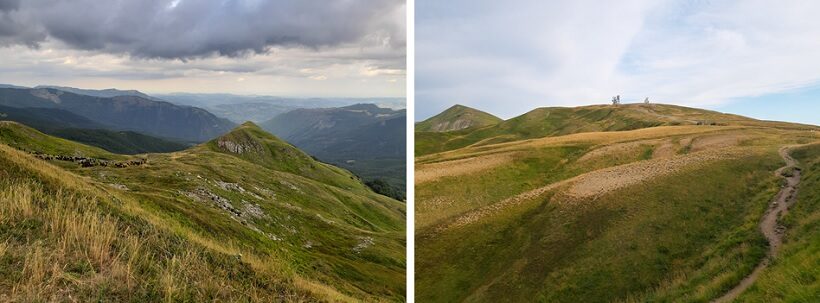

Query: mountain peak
[213,122,282,154]
[240,121,260,128]
[416,104,502,132]
[205,122,322,172]
[342,103,381,111]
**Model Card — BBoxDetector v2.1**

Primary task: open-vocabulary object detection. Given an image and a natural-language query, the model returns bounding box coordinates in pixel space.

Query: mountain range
[415,103,820,302]
[157,93,405,123]
[0,87,235,142]
[262,104,407,199]
[34,85,162,100]
[0,85,407,199]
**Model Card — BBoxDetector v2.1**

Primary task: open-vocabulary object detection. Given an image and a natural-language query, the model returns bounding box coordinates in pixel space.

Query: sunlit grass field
[415,105,819,302]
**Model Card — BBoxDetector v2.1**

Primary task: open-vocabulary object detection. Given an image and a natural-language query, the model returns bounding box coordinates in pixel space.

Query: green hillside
[50,129,188,154]
[415,103,815,156]
[739,143,820,302]
[0,121,122,160]
[415,104,502,132]
[0,105,189,154]
[0,122,406,302]
[415,104,820,302]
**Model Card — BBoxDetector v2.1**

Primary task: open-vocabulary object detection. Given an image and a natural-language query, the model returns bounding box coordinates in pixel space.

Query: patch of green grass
[0,121,123,160]
[416,150,782,302]
[415,144,591,229]
[738,143,820,302]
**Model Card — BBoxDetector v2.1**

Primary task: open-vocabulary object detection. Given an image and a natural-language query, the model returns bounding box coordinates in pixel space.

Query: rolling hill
[0,121,405,302]
[415,103,820,302]
[0,87,235,142]
[262,104,407,199]
[414,103,813,156]
[415,104,502,132]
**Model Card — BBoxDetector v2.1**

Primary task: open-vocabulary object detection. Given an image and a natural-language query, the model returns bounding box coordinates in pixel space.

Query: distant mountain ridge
[158,93,405,123]
[35,85,162,100]
[0,105,187,154]
[206,102,296,123]
[0,87,235,142]
[261,104,406,198]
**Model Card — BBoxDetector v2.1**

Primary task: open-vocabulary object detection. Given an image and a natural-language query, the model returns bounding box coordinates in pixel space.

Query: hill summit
[416,103,818,155]
[208,122,315,171]
[416,104,502,132]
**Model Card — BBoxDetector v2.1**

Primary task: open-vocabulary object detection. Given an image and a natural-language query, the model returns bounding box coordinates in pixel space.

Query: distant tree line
[365,178,406,201]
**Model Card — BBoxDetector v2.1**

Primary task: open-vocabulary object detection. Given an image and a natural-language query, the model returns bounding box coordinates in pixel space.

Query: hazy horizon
[1,82,407,100]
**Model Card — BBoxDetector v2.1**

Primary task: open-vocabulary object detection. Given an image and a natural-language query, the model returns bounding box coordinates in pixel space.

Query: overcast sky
[416,0,820,125]
[0,0,405,98]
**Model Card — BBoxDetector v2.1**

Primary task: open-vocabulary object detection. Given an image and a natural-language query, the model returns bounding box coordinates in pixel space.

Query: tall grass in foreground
[0,179,316,302]
[0,143,321,302]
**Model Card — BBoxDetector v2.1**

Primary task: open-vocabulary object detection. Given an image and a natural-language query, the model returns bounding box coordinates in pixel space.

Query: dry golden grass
[433,145,767,234]
[689,133,750,152]
[577,139,659,163]
[652,139,678,159]
[418,125,744,164]
[564,147,756,200]
[1,181,128,301]
[416,152,517,184]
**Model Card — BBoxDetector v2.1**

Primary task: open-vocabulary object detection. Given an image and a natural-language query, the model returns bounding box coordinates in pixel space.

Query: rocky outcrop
[217,138,263,154]
[32,152,146,168]
[429,119,475,132]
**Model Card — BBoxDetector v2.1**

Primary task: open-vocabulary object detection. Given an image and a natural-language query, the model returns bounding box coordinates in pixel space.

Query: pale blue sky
[416,0,820,125]
[711,85,820,126]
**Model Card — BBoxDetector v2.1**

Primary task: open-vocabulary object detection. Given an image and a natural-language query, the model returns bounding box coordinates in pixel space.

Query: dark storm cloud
[0,0,20,11]
[0,0,404,59]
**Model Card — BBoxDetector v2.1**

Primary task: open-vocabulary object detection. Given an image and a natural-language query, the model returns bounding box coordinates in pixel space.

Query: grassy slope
[738,143,820,302]
[0,122,406,301]
[0,121,124,160]
[415,103,817,156]
[49,128,188,154]
[416,119,819,302]
[415,104,502,132]
[0,145,317,302]
[0,105,187,154]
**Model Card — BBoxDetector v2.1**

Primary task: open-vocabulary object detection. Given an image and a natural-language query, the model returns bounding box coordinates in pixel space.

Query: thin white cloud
[417,0,820,119]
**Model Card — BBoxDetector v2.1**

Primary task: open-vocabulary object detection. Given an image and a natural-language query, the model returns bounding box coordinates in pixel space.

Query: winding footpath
[713,146,801,302]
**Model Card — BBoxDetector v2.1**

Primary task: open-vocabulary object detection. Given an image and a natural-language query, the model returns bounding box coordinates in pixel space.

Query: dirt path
[713,146,801,302]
